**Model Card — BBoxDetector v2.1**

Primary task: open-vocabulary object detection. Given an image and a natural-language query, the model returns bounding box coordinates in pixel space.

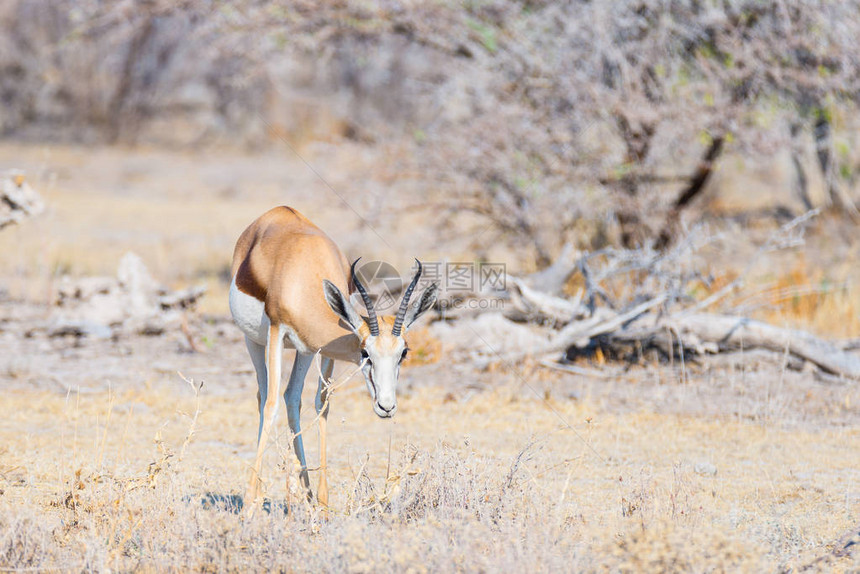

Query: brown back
[231,206,356,353]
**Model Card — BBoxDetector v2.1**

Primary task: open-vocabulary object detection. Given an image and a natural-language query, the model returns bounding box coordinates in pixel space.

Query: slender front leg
[244,324,284,516]
[283,352,314,502]
[315,357,334,507]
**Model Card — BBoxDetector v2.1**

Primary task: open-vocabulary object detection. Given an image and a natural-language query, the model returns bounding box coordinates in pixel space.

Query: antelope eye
[360,349,370,362]
[400,348,409,361]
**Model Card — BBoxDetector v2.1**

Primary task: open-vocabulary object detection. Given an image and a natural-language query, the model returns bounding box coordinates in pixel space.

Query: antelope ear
[401,283,438,331]
[323,280,364,336]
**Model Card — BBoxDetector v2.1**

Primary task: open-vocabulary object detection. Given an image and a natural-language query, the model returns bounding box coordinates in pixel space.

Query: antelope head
[323,259,438,418]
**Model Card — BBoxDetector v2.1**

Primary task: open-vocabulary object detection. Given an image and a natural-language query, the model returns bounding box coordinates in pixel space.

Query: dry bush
[0,440,574,571]
[5,1,860,262]
[595,520,770,573]
[424,0,860,256]
[0,441,793,573]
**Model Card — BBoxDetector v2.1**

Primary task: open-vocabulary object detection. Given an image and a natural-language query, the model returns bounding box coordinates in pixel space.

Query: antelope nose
[377,402,394,413]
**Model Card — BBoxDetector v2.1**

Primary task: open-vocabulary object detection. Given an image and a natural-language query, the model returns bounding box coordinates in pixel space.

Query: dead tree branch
[654,135,725,250]
[669,313,860,379]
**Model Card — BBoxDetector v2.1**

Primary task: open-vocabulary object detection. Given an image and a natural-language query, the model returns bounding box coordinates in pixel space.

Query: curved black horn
[392,259,422,337]
[351,258,379,336]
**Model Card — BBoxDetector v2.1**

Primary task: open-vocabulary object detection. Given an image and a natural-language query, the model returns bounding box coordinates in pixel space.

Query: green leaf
[467,19,498,53]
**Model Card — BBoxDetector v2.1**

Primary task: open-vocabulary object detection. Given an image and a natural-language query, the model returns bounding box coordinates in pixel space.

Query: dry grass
[742,258,860,339]
[403,327,443,366]
[0,379,857,572]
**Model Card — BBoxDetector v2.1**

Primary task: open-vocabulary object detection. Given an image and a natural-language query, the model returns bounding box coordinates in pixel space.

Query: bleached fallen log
[499,294,667,363]
[522,242,579,295]
[505,275,586,325]
[159,286,207,310]
[611,321,720,357]
[534,309,860,381]
[669,313,860,379]
[546,294,668,353]
[1,170,45,230]
[49,252,206,339]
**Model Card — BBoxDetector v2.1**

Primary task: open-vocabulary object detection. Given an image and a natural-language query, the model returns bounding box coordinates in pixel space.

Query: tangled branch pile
[447,212,860,380]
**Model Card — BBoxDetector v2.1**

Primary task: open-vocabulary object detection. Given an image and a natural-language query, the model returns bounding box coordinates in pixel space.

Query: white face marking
[322,274,438,419]
[361,336,408,419]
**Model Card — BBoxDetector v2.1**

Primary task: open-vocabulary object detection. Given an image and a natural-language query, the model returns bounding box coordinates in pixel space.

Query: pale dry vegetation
[6,0,860,258]
[1,371,856,572]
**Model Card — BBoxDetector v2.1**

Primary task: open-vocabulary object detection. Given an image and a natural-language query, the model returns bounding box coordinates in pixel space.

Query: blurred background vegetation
[4,1,860,259]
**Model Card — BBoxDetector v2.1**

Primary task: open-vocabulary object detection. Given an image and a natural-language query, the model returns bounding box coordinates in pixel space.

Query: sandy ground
[1,299,858,571]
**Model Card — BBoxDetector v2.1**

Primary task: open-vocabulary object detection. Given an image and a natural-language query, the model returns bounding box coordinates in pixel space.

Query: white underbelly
[229,277,269,346]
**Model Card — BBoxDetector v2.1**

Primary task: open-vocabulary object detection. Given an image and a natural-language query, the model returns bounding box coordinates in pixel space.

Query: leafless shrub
[431,1,860,255]
[386,444,511,523]
[5,1,860,263]
[0,516,51,570]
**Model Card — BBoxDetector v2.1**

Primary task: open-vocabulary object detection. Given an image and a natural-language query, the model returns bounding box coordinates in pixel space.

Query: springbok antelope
[229,206,438,512]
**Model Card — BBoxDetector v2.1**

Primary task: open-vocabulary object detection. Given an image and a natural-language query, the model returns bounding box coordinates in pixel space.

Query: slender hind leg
[244,325,284,516]
[244,336,269,444]
[283,352,314,501]
[316,357,335,507]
